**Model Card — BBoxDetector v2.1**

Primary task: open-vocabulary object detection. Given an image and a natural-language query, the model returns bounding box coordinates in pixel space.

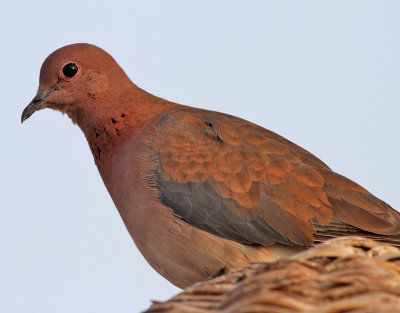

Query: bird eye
[62,63,78,78]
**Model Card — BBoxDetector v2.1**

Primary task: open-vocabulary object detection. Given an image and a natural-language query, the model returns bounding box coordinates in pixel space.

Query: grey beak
[21,84,59,123]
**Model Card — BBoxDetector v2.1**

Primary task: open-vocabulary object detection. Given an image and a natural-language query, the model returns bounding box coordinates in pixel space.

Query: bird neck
[73,86,177,168]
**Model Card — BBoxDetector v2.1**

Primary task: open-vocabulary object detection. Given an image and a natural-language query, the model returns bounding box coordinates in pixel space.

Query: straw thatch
[145,236,400,313]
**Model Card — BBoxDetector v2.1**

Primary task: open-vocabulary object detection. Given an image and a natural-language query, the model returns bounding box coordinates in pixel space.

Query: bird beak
[21,84,59,123]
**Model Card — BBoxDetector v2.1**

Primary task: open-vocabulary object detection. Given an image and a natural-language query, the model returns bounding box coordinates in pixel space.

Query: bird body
[90,103,303,287]
[22,43,400,288]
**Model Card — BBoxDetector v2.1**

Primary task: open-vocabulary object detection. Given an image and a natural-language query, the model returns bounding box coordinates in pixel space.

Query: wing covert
[150,108,400,247]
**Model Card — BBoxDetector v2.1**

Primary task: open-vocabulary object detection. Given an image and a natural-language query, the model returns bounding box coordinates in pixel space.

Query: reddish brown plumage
[22,43,400,288]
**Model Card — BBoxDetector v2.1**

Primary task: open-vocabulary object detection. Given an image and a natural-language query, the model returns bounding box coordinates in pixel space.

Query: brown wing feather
[151,107,400,247]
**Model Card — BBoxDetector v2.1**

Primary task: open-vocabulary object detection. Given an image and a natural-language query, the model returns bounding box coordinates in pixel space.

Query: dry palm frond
[146,236,400,313]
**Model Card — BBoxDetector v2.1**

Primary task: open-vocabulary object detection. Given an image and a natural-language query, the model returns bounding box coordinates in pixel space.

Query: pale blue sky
[1,1,399,312]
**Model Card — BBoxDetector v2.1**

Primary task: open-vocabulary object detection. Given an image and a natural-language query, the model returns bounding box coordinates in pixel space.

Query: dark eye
[62,63,78,78]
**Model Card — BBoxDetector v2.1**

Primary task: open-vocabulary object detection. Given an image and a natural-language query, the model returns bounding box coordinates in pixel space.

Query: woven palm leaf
[146,236,400,313]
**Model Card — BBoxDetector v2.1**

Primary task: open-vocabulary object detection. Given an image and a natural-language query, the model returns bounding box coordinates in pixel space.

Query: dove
[22,43,400,288]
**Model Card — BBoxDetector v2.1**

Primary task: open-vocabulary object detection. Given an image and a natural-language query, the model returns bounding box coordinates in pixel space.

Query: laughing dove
[22,43,400,288]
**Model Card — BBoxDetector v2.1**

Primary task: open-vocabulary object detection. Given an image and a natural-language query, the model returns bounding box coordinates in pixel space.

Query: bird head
[21,43,129,125]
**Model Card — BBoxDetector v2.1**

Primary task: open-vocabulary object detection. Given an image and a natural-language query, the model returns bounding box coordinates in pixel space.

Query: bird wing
[151,108,400,247]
